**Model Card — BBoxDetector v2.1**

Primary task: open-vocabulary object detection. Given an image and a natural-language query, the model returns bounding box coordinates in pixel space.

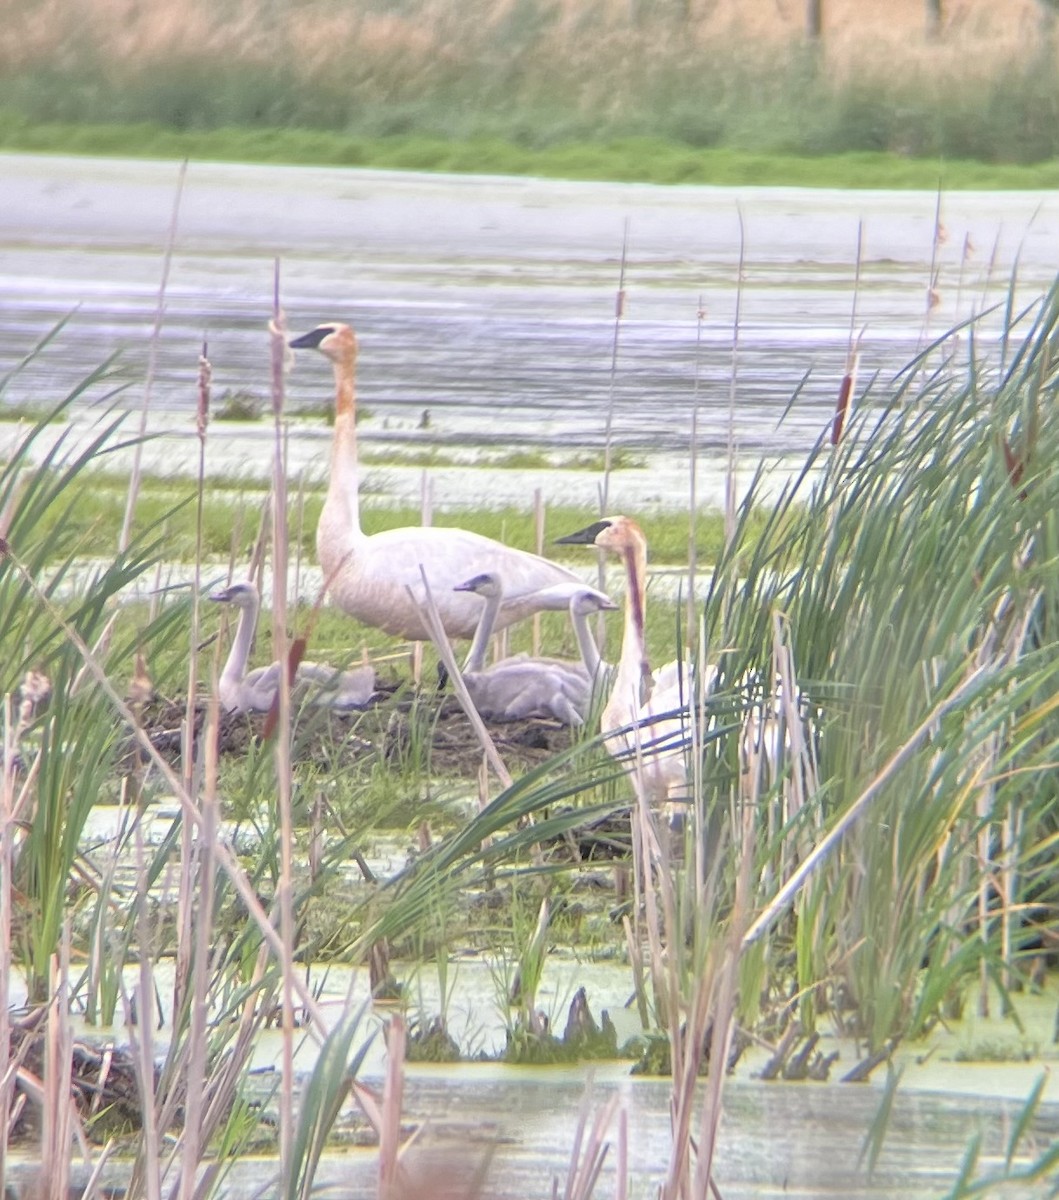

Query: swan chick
[451,571,616,726]
[208,581,375,714]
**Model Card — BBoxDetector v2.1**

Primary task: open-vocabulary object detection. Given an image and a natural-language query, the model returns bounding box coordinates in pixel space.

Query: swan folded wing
[296,661,377,709]
[220,662,282,713]
[343,528,582,639]
[463,659,591,725]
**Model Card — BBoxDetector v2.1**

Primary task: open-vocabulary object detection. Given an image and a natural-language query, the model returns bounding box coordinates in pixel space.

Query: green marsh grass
[5,282,1059,1195]
[24,466,730,569]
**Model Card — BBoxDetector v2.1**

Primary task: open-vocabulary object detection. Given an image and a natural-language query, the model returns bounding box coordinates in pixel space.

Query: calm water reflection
[2,156,1057,460]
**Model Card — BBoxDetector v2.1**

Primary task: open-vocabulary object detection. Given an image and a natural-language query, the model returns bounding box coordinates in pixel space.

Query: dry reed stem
[686,300,706,655]
[561,1087,620,1200]
[176,693,220,1200]
[411,568,514,790]
[724,207,745,549]
[119,159,186,555]
[129,823,161,1200]
[693,803,755,1197]
[599,219,629,518]
[174,336,210,1044]
[0,544,332,1034]
[533,487,544,658]
[831,223,864,447]
[374,1014,407,1195]
[615,1106,627,1200]
[268,282,298,1184]
[0,698,13,1187]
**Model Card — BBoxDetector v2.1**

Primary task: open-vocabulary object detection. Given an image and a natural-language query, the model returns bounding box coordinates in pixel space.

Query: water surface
[2,155,1057,469]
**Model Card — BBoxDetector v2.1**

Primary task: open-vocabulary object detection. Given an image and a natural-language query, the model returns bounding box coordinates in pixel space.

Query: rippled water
[2,156,1058,460]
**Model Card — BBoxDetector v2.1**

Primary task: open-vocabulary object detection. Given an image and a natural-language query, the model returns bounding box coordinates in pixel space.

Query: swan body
[289,322,581,640]
[209,581,376,714]
[453,571,617,726]
[555,517,716,802]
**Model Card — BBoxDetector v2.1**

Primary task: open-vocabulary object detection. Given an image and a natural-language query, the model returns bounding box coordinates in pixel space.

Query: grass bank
[3,0,1059,187]
[6,116,1059,190]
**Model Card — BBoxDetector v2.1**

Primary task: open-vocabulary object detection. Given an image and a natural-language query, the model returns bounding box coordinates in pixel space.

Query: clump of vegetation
[952,1038,1042,1064]
[1,0,1059,183]
[0,400,66,423]
[213,388,263,421]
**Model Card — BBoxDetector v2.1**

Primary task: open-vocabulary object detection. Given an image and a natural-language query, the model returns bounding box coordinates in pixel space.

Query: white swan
[289,322,582,640]
[451,571,617,726]
[208,581,376,714]
[555,516,716,802]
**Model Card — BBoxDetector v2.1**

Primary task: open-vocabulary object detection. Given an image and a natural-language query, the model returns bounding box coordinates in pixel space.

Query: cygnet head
[570,588,619,617]
[555,515,643,554]
[208,580,260,609]
[453,571,504,599]
[289,322,357,364]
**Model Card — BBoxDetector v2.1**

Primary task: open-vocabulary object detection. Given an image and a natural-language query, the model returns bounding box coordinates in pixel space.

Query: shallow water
[2,155,1058,469]
[7,1060,1059,1198]
[10,796,1059,1199]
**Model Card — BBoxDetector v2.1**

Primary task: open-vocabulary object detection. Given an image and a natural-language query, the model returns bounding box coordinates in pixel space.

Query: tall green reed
[700,279,1059,1050]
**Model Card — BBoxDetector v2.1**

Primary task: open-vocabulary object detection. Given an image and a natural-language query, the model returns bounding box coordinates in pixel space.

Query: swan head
[289,322,357,363]
[569,588,619,616]
[555,515,643,555]
[208,580,260,609]
[453,570,503,599]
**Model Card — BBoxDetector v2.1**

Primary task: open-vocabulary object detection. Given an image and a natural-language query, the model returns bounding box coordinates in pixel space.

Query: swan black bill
[555,520,613,546]
[289,326,335,350]
[453,573,493,592]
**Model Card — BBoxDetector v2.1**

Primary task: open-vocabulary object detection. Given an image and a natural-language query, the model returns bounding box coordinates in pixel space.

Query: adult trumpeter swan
[555,516,715,802]
[452,571,617,725]
[209,581,376,714]
[288,322,581,641]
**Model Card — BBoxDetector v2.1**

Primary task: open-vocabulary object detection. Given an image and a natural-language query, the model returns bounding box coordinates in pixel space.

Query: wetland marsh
[2,158,1059,1199]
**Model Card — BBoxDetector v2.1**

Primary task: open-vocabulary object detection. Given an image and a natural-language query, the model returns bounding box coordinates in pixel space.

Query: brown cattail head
[832,372,853,446]
[196,340,212,440]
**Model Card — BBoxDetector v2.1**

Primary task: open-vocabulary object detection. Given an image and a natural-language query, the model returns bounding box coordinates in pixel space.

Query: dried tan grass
[0,0,1047,79]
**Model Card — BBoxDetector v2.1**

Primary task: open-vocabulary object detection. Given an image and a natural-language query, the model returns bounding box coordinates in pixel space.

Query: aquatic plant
[5,268,1059,1198]
[2,0,1059,176]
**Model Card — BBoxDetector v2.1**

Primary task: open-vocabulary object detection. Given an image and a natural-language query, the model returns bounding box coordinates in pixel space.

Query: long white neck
[606,540,651,726]
[462,589,503,672]
[222,597,258,688]
[319,354,363,582]
[329,355,361,533]
[572,605,606,679]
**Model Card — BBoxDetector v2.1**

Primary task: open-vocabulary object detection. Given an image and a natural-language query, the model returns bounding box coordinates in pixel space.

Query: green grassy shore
[5,117,1059,190]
